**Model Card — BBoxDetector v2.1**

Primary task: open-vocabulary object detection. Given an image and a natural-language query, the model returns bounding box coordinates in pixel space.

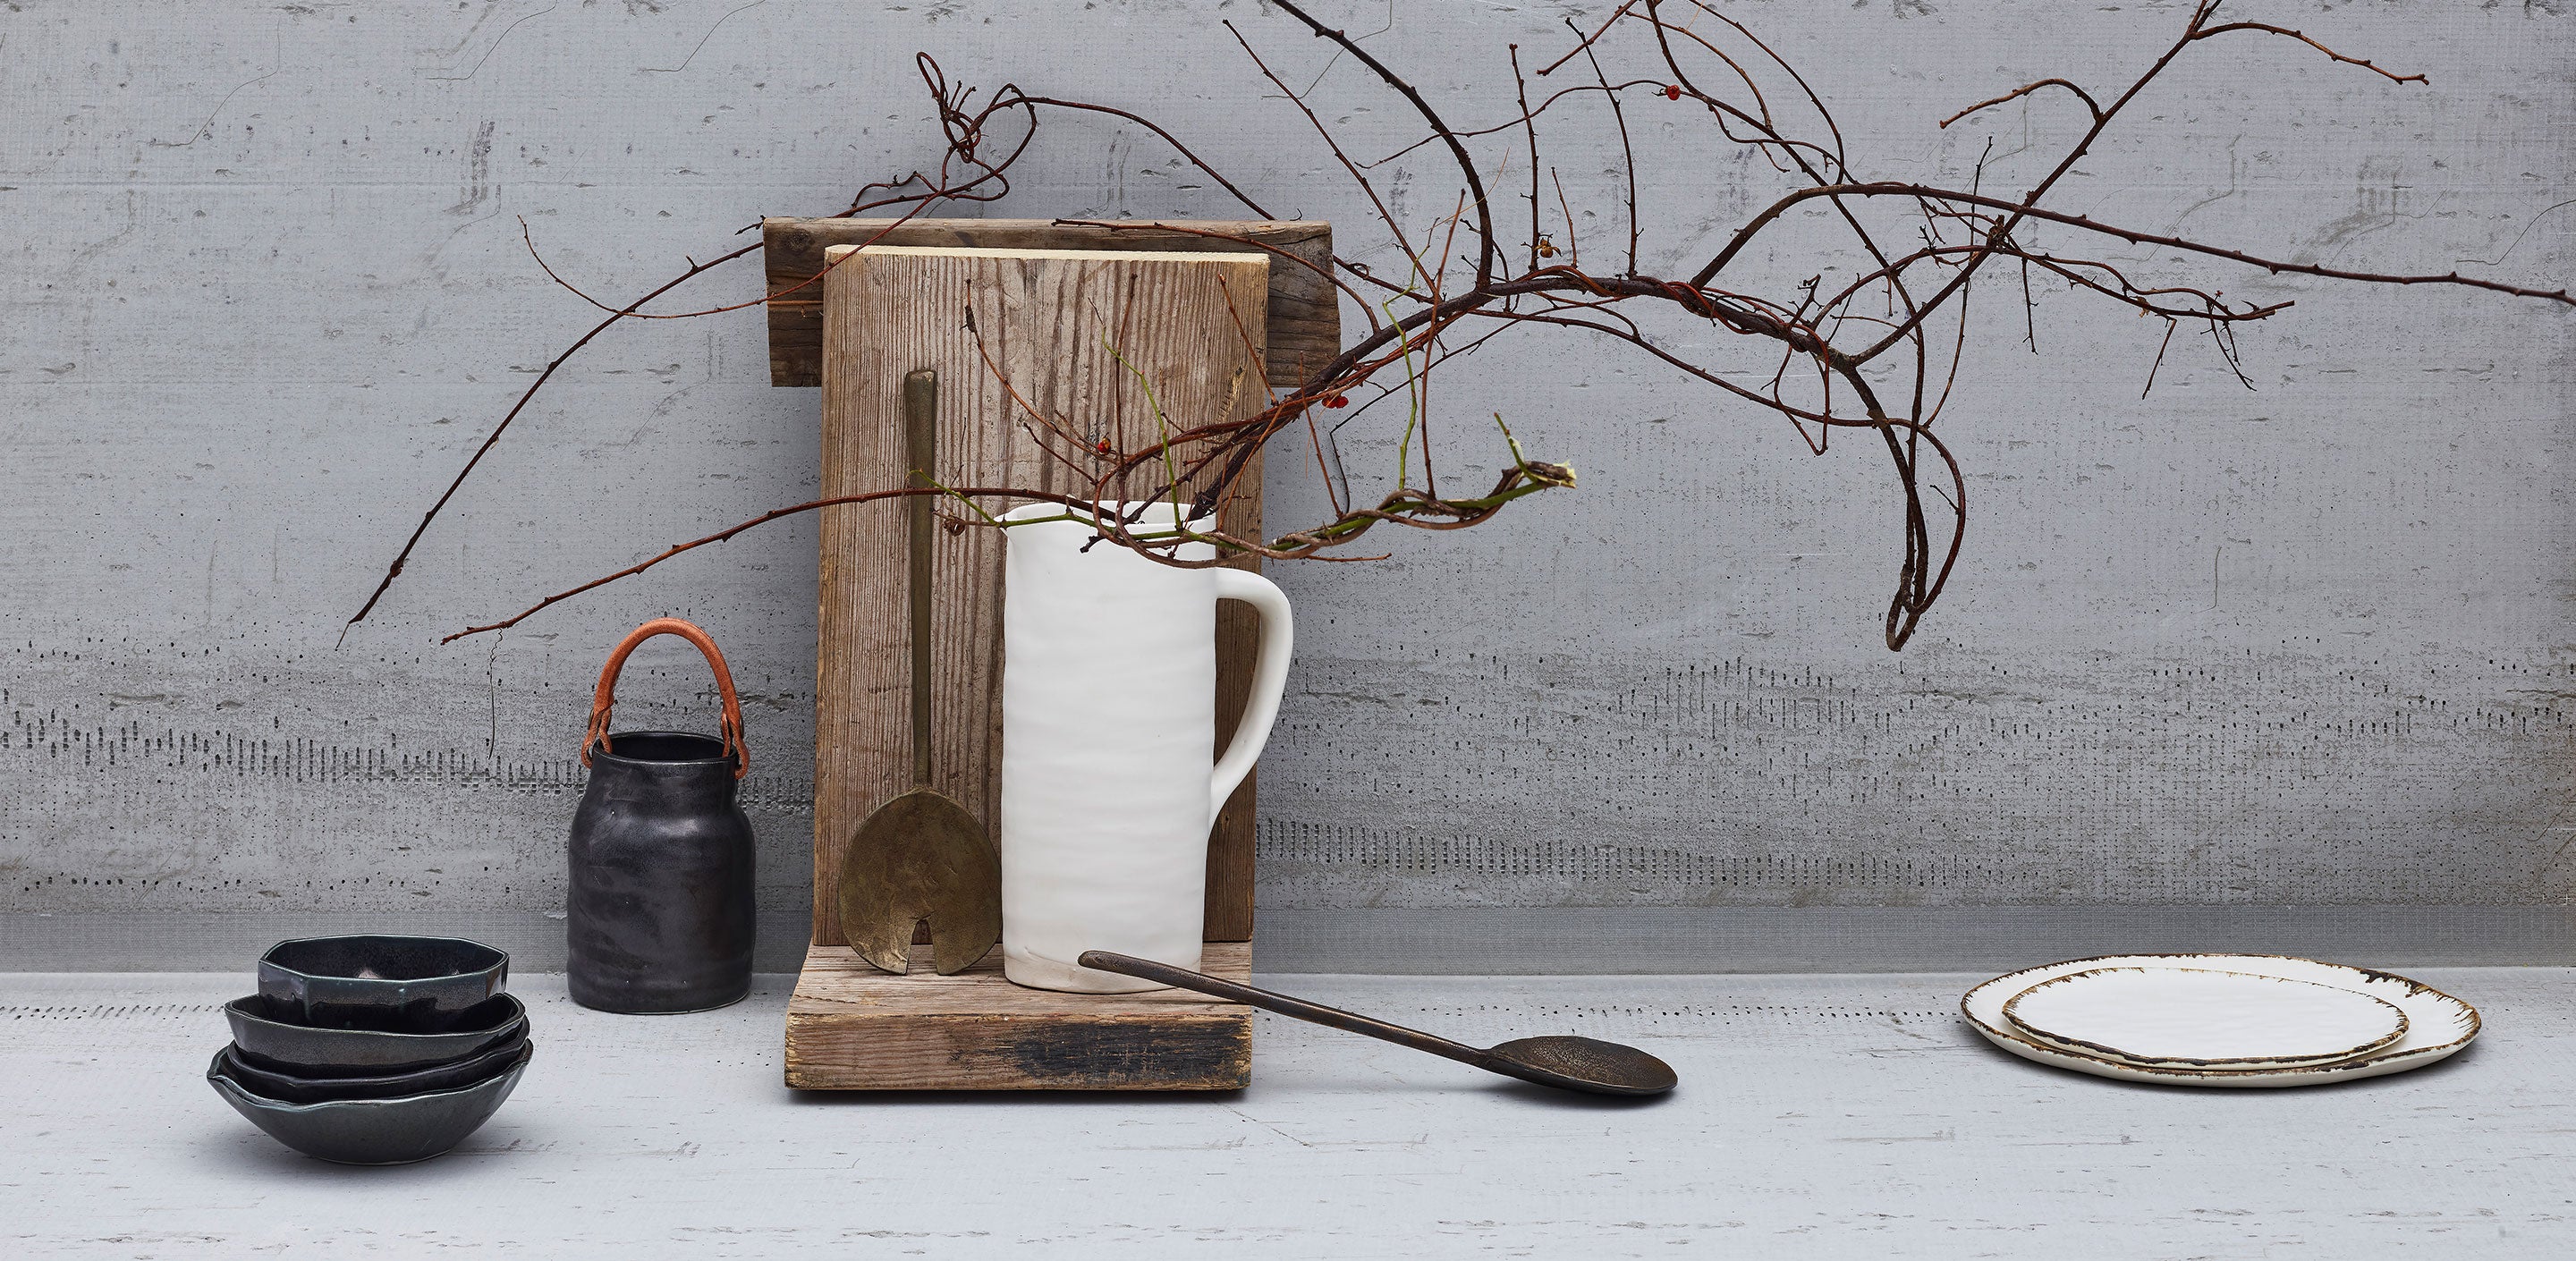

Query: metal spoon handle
[903,368,936,789]
[1076,950,1492,1069]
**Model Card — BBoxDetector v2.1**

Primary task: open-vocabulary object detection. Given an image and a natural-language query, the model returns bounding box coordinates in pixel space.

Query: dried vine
[347,2,2572,649]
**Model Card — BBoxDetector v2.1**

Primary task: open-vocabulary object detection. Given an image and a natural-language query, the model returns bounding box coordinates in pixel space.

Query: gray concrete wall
[4,1,2571,969]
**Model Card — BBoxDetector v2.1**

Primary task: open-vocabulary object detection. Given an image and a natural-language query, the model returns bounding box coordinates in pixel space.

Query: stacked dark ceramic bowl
[208,935,534,1164]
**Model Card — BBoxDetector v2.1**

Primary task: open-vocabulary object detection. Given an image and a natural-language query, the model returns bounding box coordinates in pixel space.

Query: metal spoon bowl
[1480,1036,1679,1096]
[1076,951,1678,1097]
[836,369,1000,976]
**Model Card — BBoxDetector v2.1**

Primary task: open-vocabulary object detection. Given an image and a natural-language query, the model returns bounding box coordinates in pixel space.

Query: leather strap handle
[582,617,749,779]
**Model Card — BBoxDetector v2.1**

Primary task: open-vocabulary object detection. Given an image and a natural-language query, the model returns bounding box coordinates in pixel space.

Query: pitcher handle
[1208,569,1293,824]
[582,616,750,779]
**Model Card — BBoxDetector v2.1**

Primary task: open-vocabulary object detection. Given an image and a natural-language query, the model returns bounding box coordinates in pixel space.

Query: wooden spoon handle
[1076,950,1490,1068]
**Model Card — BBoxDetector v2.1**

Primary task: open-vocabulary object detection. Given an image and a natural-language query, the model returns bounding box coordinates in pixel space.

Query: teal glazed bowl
[258,935,508,1030]
[208,1043,533,1165]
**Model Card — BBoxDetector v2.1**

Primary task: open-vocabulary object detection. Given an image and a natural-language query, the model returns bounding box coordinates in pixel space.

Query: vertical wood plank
[816,245,1270,947]
[815,249,908,950]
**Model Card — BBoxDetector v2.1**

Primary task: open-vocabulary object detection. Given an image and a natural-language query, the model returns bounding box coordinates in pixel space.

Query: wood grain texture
[784,940,1252,1090]
[815,244,1270,949]
[766,218,1335,393]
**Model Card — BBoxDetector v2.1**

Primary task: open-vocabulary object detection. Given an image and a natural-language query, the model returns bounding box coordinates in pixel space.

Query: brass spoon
[1077,951,1679,1097]
[837,370,1001,975]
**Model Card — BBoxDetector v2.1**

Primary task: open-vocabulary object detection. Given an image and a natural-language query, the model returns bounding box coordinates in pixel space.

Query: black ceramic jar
[567,620,757,1013]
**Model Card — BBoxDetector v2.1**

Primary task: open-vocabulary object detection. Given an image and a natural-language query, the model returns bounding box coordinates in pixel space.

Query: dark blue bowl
[226,992,527,1076]
[258,935,508,1030]
[217,1033,529,1104]
[208,1042,533,1165]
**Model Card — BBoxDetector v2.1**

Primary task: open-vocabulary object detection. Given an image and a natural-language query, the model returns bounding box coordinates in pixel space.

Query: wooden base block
[784,941,1251,1091]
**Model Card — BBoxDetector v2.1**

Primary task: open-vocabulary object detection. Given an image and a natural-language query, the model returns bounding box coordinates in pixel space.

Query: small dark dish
[258,935,508,1030]
[208,1042,533,1165]
[217,1034,528,1104]
[226,993,527,1076]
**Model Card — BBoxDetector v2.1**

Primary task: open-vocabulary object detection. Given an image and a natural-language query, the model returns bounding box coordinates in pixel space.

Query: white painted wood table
[4,969,2570,1258]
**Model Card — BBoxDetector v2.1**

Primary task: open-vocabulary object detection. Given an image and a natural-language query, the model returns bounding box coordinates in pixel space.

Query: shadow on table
[187,1119,547,1181]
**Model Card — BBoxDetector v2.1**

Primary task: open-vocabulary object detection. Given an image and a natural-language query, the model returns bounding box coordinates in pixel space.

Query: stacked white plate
[1961,953,2481,1087]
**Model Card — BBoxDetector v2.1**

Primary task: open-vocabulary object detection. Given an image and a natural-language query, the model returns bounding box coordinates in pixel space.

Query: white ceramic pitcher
[997,501,1292,994]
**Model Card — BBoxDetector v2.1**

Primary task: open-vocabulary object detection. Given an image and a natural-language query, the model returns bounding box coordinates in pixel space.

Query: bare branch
[2192,21,2428,85]
[1939,78,2105,129]
[386,4,2566,655]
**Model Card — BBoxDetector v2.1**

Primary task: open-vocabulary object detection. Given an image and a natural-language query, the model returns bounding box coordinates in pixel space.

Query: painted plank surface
[784,941,1252,1090]
[765,217,1337,392]
[9,969,2571,1257]
[815,246,1271,948]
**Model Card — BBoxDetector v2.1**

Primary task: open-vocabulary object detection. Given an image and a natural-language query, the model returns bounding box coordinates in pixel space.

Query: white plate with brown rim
[2003,966,2409,1070]
[1962,953,2479,1088]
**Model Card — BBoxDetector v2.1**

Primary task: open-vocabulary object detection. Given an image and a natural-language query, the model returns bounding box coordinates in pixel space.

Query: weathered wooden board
[765,217,1335,393]
[814,244,1271,949]
[784,941,1252,1090]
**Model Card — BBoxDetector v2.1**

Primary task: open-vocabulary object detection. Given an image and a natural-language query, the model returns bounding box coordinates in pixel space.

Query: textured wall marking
[1,1,2569,933]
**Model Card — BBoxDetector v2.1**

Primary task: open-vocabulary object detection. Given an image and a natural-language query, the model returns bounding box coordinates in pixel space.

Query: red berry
[1321,394,1349,410]
[1664,85,1682,100]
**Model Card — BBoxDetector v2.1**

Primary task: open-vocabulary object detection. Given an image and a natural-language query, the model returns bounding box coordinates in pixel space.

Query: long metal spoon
[836,369,1001,975]
[1077,950,1678,1097]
